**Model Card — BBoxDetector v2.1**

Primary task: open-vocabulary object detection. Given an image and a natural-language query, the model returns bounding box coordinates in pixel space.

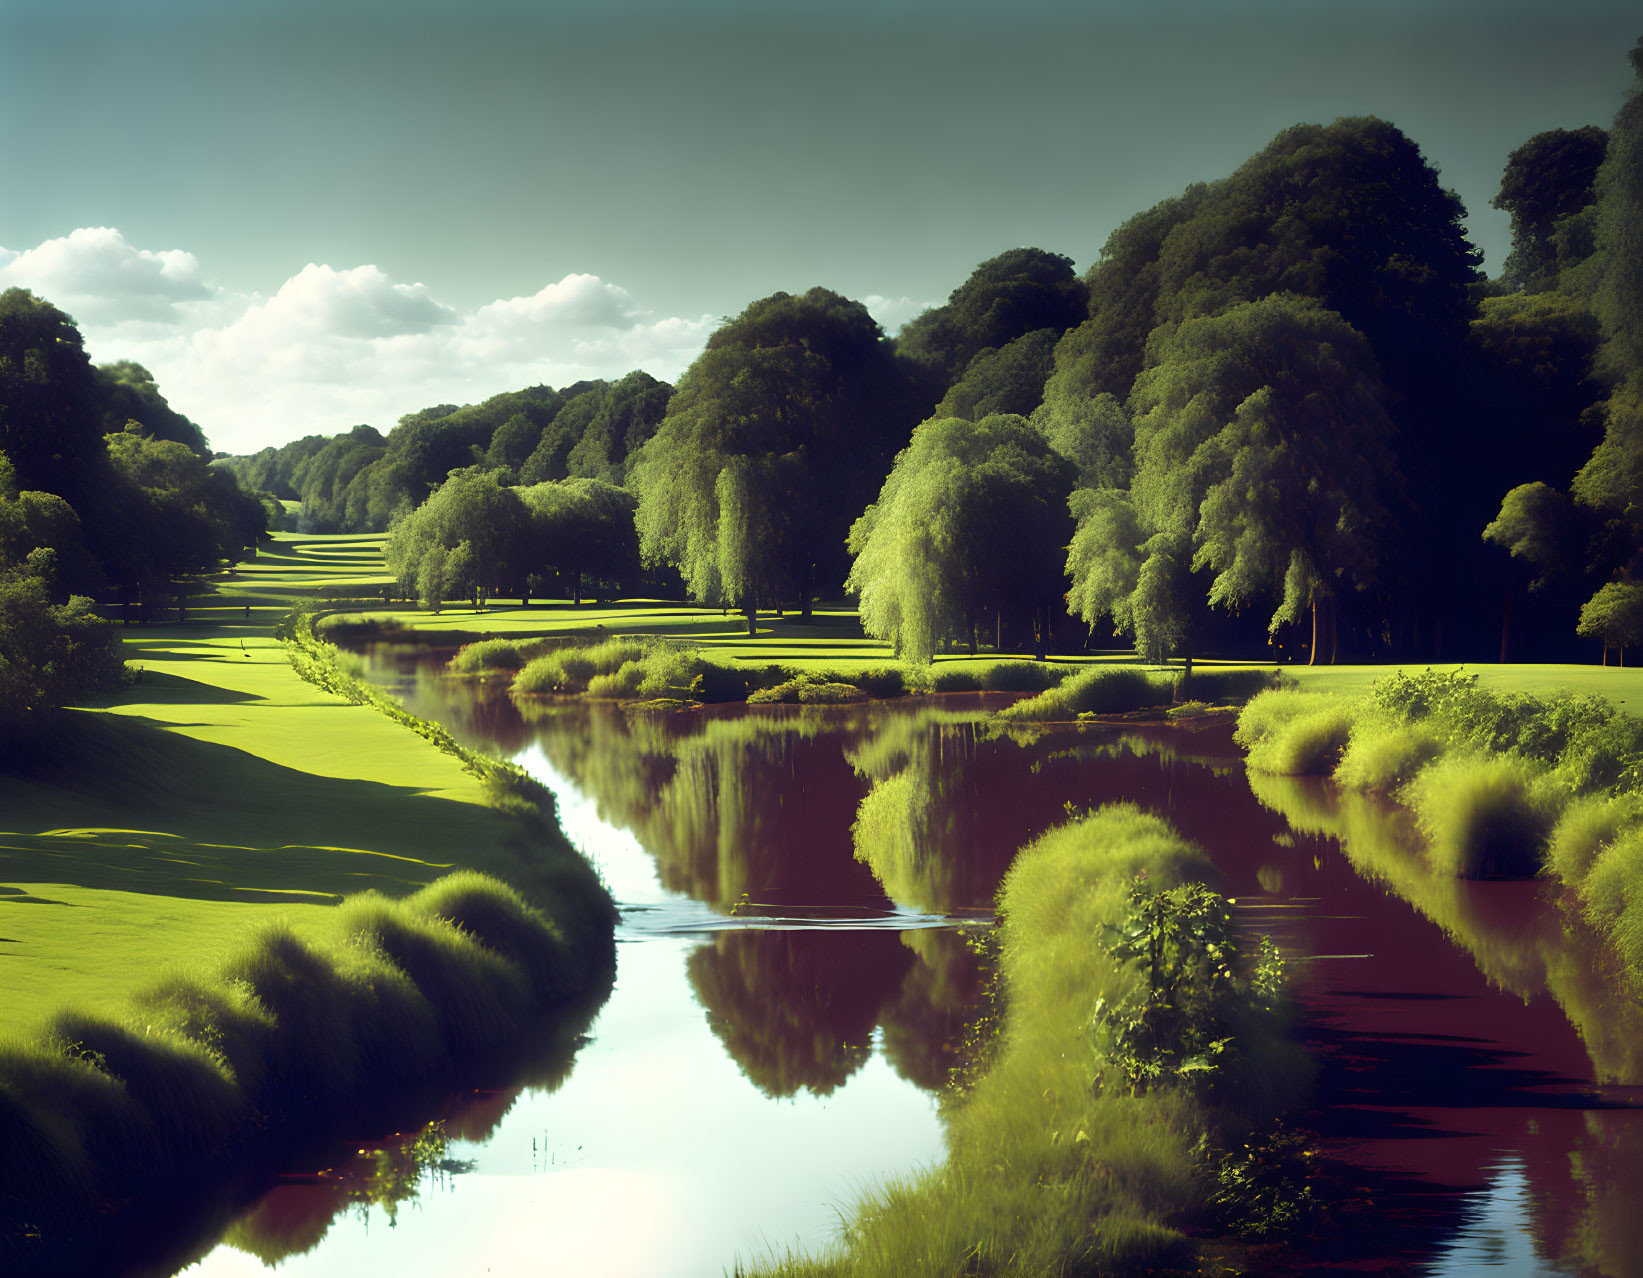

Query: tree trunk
[1329,593,1339,666]
[1308,588,1319,667]
[996,608,1002,653]
[800,563,814,620]
[1034,606,1047,661]
[573,570,582,607]
[745,595,757,637]
[969,611,978,657]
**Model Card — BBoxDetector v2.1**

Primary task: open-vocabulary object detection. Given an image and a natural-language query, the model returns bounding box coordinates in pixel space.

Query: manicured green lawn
[0,532,587,1037]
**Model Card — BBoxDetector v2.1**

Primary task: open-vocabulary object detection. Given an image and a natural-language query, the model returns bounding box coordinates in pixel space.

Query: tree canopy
[847,413,1074,663]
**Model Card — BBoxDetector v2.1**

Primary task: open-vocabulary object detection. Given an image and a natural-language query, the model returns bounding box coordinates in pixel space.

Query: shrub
[448,639,527,673]
[1548,794,1643,886]
[853,665,913,698]
[980,661,1070,693]
[747,675,867,705]
[586,660,646,698]
[998,666,1173,721]
[1334,720,1442,792]
[1404,755,1562,879]
[1582,830,1643,975]
[929,665,983,692]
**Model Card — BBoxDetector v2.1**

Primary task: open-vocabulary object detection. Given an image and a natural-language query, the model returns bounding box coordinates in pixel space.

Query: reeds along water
[0,872,614,1278]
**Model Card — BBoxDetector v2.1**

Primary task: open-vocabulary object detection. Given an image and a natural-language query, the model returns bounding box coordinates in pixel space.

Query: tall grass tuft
[448,638,531,673]
[1548,794,1643,885]
[1237,690,1356,776]
[998,666,1173,721]
[1334,719,1443,792]
[1581,831,1643,975]
[1404,755,1562,879]
[0,869,609,1276]
[749,804,1309,1276]
[1174,668,1277,705]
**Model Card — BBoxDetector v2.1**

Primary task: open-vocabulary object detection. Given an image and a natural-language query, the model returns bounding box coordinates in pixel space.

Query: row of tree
[257,33,1643,666]
[0,289,271,735]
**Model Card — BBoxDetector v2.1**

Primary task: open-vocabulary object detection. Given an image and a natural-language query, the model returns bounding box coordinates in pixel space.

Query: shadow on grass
[0,711,550,906]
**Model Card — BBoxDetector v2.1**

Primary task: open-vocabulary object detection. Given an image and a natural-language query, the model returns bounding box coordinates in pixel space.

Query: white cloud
[863,294,937,335]
[1,228,719,455]
[0,226,216,325]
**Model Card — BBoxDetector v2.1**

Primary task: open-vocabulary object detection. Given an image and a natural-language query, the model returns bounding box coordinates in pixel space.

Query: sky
[1,0,1639,455]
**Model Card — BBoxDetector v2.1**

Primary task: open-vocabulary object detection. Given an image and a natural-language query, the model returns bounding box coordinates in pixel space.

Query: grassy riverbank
[755,804,1310,1276]
[0,532,614,1273]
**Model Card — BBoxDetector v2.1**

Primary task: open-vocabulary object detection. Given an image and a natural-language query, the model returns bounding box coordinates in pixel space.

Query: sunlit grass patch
[1403,754,1562,879]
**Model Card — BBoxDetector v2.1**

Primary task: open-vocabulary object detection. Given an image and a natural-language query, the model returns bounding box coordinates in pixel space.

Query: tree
[0,289,107,504]
[847,414,1075,662]
[1493,126,1608,292]
[1071,296,1397,667]
[896,249,1088,390]
[385,469,527,607]
[1577,580,1643,663]
[0,547,125,738]
[94,361,210,455]
[517,478,639,604]
[631,289,919,631]
[933,328,1061,421]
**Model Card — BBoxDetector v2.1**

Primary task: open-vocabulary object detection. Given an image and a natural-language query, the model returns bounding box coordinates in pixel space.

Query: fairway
[0,533,593,1036]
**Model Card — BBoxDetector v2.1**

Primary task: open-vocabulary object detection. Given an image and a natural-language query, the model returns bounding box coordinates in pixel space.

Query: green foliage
[1201,1124,1319,1240]
[1577,580,1643,649]
[1235,689,1356,775]
[448,638,533,673]
[1580,828,1643,976]
[1493,126,1609,292]
[1333,719,1442,792]
[933,328,1061,421]
[516,477,639,603]
[1548,793,1643,884]
[0,548,126,738]
[1093,879,1284,1097]
[746,676,866,705]
[998,666,1173,721]
[632,288,917,615]
[847,414,1075,663]
[1404,754,1561,878]
[927,665,982,692]
[384,468,526,608]
[978,661,1069,693]
[895,248,1087,386]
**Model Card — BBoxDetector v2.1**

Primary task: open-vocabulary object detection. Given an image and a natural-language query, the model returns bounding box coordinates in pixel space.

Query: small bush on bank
[1334,719,1443,792]
[1581,830,1643,975]
[747,676,867,705]
[930,666,983,692]
[1403,754,1561,879]
[1237,691,1355,776]
[980,662,1071,693]
[998,666,1173,721]
[1548,794,1643,885]
[449,639,530,673]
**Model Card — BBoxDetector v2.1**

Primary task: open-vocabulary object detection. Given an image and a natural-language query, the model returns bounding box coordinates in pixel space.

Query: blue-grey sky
[1,0,1637,452]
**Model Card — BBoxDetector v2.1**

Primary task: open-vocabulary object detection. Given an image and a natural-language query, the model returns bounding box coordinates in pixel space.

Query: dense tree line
[0,289,269,735]
[272,32,1643,666]
[223,371,671,535]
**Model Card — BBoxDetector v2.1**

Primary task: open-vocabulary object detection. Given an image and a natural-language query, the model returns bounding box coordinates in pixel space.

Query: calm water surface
[178,648,1643,1277]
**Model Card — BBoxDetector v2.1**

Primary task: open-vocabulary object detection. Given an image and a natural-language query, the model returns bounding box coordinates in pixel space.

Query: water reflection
[184,644,1643,1278]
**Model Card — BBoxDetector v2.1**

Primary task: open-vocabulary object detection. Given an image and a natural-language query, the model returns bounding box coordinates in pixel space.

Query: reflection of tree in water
[847,711,1192,915]
[1251,770,1643,1276]
[522,704,886,912]
[689,929,910,1096]
[879,928,989,1092]
[689,926,989,1099]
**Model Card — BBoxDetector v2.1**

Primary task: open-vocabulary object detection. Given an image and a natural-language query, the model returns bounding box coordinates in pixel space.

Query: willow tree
[385,467,526,608]
[1069,295,1396,666]
[630,289,917,632]
[847,413,1074,663]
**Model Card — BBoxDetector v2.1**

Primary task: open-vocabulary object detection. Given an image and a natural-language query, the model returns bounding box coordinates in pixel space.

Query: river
[175,648,1643,1277]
